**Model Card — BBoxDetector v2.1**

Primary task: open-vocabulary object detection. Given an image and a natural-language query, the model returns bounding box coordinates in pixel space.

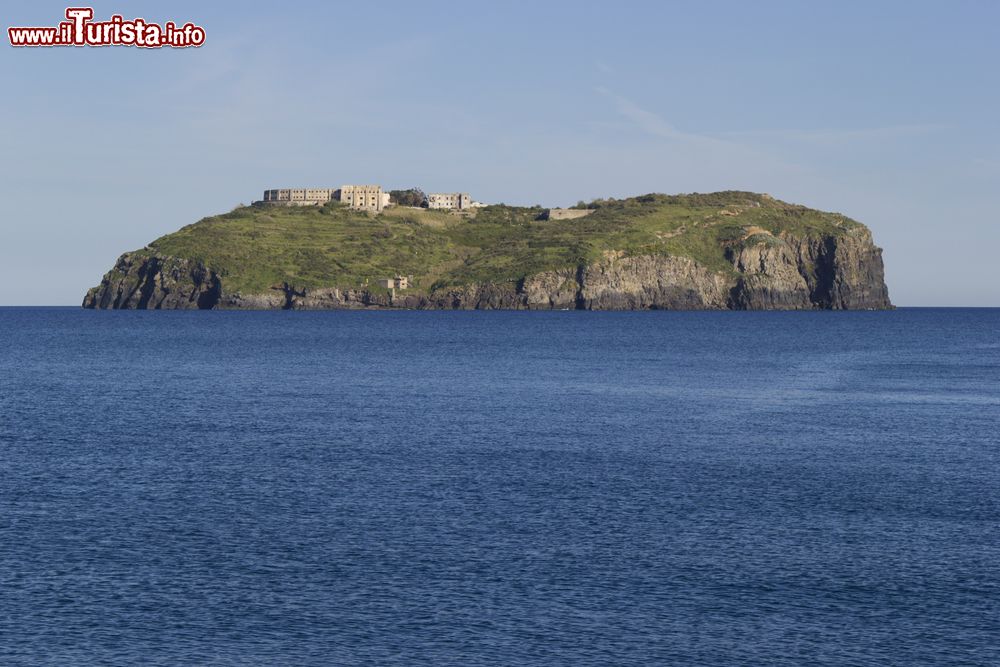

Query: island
[83,190,891,310]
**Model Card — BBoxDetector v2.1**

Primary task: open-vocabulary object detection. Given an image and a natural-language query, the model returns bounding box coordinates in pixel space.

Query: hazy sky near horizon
[1,0,998,306]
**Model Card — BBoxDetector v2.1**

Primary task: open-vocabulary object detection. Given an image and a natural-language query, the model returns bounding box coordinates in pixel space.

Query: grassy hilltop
[142,191,863,295]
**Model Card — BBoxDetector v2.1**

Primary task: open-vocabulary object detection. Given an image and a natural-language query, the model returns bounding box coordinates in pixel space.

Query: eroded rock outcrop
[578,253,731,310]
[727,226,891,310]
[82,252,221,310]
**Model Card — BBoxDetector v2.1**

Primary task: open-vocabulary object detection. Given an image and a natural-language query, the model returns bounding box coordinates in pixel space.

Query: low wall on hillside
[539,208,596,221]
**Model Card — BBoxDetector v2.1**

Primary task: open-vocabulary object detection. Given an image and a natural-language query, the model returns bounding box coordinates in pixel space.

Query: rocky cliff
[83,253,221,310]
[84,225,890,311]
[726,225,891,310]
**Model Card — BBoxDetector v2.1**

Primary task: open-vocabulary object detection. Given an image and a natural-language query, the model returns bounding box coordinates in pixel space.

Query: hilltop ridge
[83,191,891,310]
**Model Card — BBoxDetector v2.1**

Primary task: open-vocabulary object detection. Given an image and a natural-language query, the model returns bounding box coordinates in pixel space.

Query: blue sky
[2,0,998,305]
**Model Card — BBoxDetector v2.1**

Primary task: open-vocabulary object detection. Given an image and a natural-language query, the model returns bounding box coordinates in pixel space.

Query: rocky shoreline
[83,226,891,311]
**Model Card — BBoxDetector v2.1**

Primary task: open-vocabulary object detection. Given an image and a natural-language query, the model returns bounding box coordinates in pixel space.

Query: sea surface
[0,307,998,665]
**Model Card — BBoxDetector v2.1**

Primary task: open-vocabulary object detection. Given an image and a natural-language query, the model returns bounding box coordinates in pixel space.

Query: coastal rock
[82,252,221,310]
[728,227,891,309]
[83,226,891,311]
[522,269,580,309]
[424,282,525,310]
[578,253,730,310]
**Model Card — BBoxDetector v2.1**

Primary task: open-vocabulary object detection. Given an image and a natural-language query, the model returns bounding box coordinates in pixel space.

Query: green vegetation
[388,188,427,207]
[142,192,862,295]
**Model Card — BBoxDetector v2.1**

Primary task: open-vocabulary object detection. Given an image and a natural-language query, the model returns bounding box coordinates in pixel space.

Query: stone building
[428,193,473,210]
[538,208,596,221]
[260,185,390,212]
[262,188,337,206]
[378,275,410,289]
[337,185,390,213]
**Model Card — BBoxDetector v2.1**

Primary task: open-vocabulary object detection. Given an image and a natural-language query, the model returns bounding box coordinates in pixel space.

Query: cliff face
[83,227,890,311]
[727,226,891,310]
[83,253,221,310]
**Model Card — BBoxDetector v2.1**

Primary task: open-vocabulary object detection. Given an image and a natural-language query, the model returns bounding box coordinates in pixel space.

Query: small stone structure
[378,275,410,289]
[538,208,596,221]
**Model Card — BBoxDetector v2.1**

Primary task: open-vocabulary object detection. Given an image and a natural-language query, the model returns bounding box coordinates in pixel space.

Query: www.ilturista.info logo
[8,7,205,48]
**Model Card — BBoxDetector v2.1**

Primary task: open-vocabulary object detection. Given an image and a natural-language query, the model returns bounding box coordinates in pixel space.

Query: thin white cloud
[596,86,943,150]
[595,86,686,140]
[721,124,949,145]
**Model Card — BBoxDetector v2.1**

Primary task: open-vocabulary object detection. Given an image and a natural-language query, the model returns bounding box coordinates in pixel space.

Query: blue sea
[1,308,998,665]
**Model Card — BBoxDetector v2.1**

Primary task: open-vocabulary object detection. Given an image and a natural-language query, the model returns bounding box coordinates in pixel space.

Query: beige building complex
[262,188,336,206]
[262,185,390,212]
[337,185,391,212]
[427,193,473,210]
